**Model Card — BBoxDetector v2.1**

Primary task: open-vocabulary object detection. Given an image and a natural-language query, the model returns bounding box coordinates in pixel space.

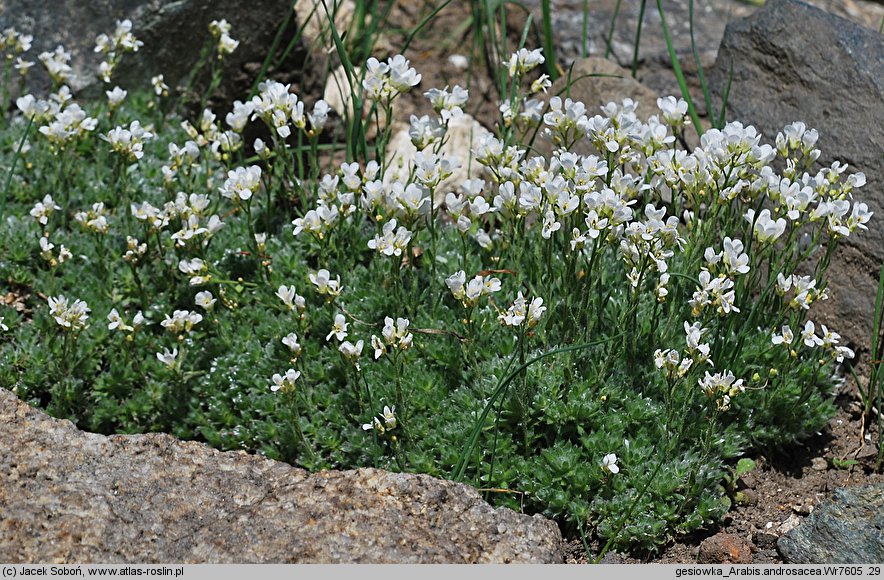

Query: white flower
[746,209,786,243]
[448,54,469,69]
[541,211,561,239]
[107,308,134,332]
[373,316,413,358]
[106,86,127,109]
[326,313,349,342]
[362,55,421,100]
[505,48,544,77]
[30,194,61,226]
[698,370,745,404]
[156,347,178,368]
[834,345,855,363]
[601,453,619,474]
[721,237,750,276]
[309,269,343,298]
[276,285,305,312]
[771,325,794,346]
[801,320,823,348]
[282,332,302,359]
[220,165,262,201]
[217,33,239,57]
[195,291,217,311]
[152,74,170,97]
[368,218,412,257]
[424,85,468,122]
[446,271,467,302]
[657,96,689,127]
[0,317,8,332]
[209,19,232,38]
[339,340,364,368]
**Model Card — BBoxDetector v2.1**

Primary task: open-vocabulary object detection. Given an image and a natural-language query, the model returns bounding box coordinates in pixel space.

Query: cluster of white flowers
[775,273,828,311]
[74,202,110,234]
[499,292,546,328]
[1,27,34,78]
[151,74,170,98]
[105,86,127,110]
[160,309,203,335]
[219,165,262,202]
[371,317,413,359]
[698,370,745,411]
[654,322,713,381]
[179,108,243,161]
[367,218,413,257]
[276,285,306,314]
[94,19,143,83]
[161,140,200,184]
[445,270,501,308]
[18,88,98,148]
[103,120,154,162]
[123,236,147,264]
[208,19,239,59]
[248,80,329,140]
[362,54,421,101]
[47,295,90,331]
[270,368,301,394]
[131,192,224,248]
[282,332,302,360]
[772,321,854,363]
[38,45,73,85]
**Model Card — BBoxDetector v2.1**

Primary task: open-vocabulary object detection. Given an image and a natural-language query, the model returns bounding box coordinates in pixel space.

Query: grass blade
[656,0,704,136]
[1,115,34,221]
[689,0,716,126]
[630,0,647,78]
[541,0,559,81]
[604,0,622,59]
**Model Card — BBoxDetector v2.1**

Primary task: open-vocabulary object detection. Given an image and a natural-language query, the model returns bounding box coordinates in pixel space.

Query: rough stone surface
[0,0,309,100]
[0,388,564,563]
[777,484,884,564]
[697,533,754,564]
[708,0,884,350]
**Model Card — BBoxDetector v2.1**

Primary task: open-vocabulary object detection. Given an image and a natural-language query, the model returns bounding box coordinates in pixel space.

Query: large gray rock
[777,485,884,563]
[709,0,884,350]
[0,0,310,100]
[0,388,564,563]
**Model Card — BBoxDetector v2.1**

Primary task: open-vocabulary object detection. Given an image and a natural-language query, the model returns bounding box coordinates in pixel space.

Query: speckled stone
[777,485,884,564]
[0,388,564,563]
